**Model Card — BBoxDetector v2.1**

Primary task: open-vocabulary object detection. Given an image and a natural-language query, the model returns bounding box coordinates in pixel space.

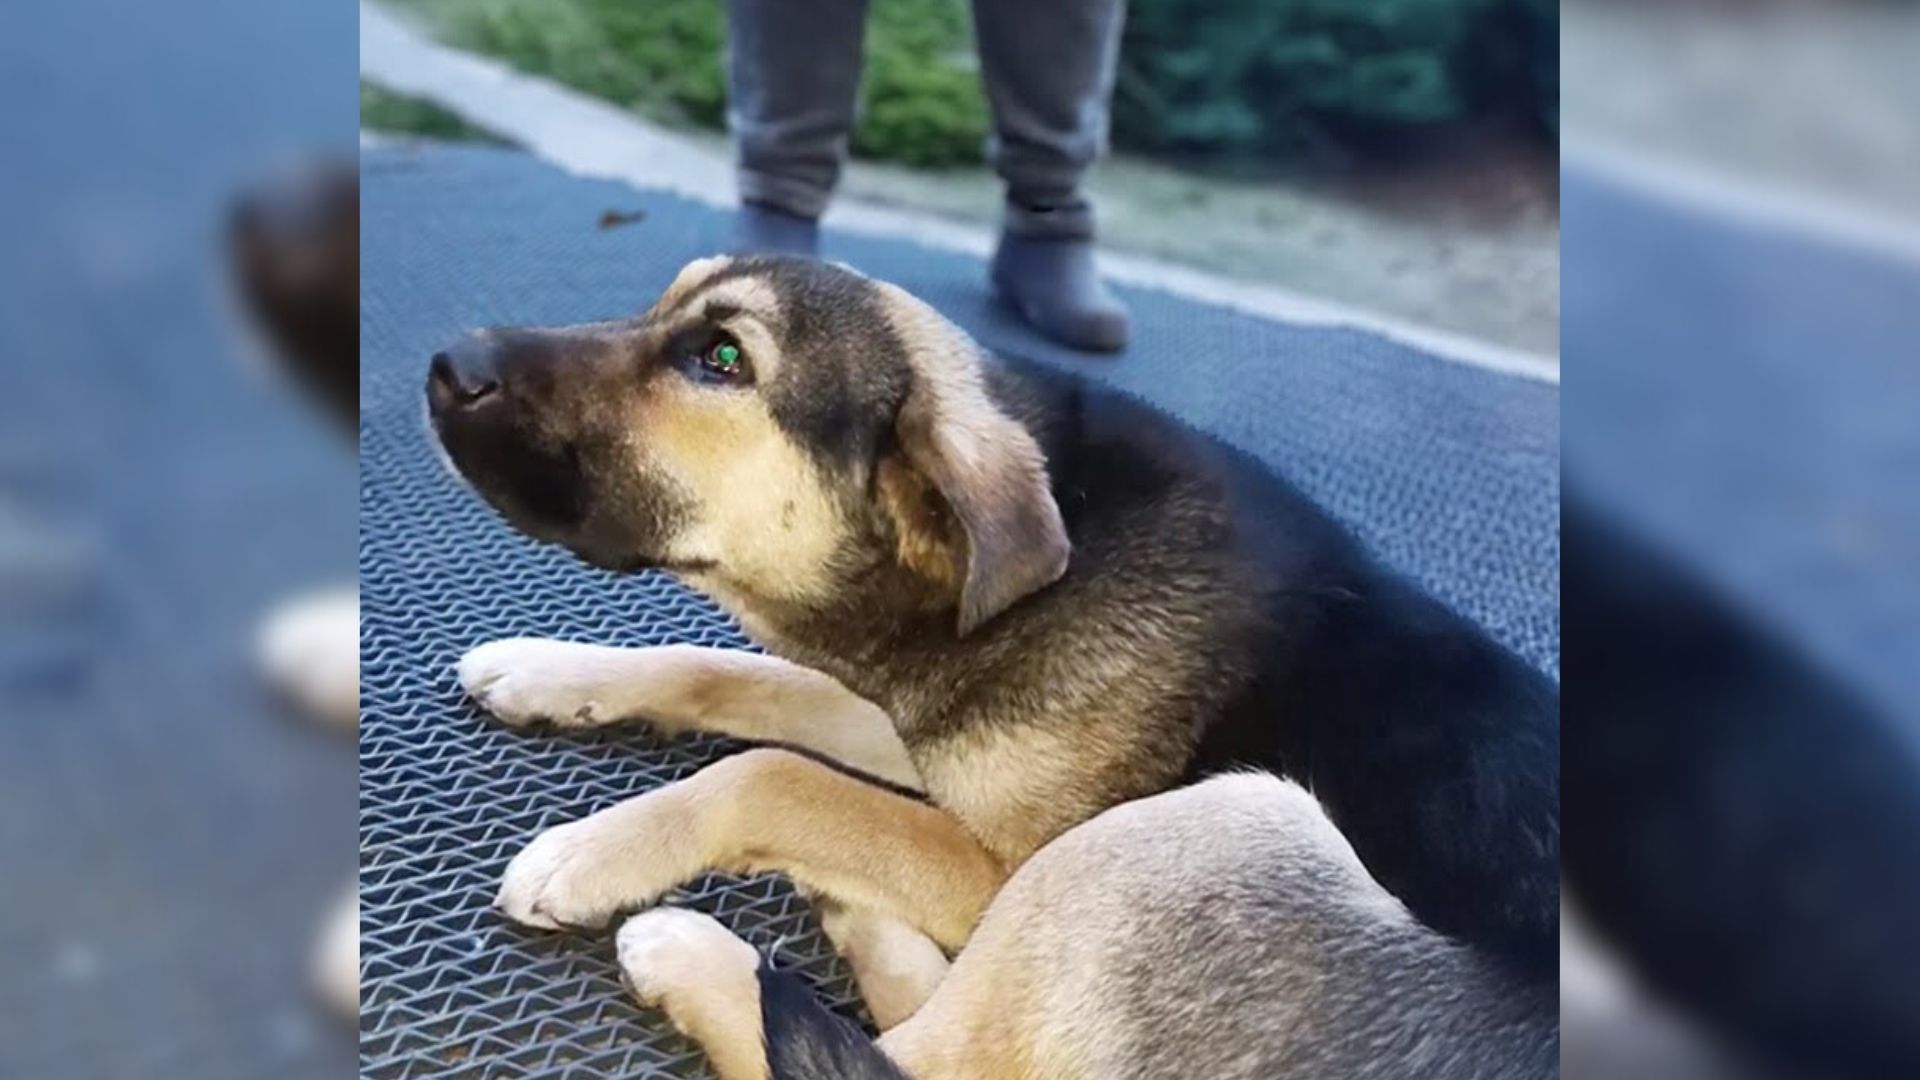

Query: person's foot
[733,202,820,258]
[990,233,1130,352]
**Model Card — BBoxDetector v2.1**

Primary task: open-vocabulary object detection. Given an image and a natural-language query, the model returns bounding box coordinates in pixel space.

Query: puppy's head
[228,159,359,428]
[427,256,1068,635]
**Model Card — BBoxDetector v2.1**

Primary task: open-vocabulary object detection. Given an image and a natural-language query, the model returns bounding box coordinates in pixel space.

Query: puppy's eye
[683,335,752,386]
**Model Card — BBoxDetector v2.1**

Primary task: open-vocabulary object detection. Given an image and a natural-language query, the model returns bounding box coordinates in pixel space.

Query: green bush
[856,3,989,167]
[1521,0,1557,132]
[384,0,1550,167]
[1114,0,1531,158]
[387,0,988,167]
[388,0,729,129]
[360,81,509,144]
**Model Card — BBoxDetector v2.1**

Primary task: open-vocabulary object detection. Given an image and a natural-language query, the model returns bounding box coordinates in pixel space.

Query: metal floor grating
[357,398,868,1078]
[357,143,1559,1079]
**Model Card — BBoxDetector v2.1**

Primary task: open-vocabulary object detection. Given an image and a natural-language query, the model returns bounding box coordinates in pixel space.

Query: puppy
[229,159,359,432]
[230,160,361,738]
[620,773,1556,1079]
[228,160,361,1018]
[427,256,1558,1074]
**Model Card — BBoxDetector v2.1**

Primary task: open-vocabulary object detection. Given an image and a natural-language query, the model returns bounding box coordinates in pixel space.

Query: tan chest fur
[914,715,1183,865]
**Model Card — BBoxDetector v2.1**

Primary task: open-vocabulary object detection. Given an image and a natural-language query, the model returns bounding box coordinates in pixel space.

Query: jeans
[726,0,1125,239]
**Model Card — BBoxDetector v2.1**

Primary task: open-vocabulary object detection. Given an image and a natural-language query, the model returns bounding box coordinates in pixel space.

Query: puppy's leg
[313,885,358,1017]
[616,910,771,1080]
[458,640,918,789]
[496,748,1003,950]
[616,908,913,1080]
[258,588,359,729]
[257,591,361,1021]
[816,900,951,1031]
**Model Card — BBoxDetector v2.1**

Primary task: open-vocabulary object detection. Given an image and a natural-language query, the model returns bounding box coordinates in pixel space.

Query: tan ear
[890,345,1070,637]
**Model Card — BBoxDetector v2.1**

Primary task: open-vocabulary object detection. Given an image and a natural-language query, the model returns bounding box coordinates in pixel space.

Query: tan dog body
[427,256,1560,1079]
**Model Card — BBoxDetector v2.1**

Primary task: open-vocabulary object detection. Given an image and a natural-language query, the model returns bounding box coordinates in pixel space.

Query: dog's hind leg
[611,777,1388,1080]
[457,640,920,789]
[616,907,914,1080]
[816,899,951,1030]
[615,909,775,1080]
[495,748,1005,950]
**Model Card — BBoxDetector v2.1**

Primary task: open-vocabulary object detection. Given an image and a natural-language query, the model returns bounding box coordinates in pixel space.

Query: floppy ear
[891,349,1071,637]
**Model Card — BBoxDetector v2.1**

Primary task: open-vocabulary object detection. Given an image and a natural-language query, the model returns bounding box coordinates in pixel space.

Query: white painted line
[1563,131,1920,268]
[360,1,1560,384]
[361,4,733,200]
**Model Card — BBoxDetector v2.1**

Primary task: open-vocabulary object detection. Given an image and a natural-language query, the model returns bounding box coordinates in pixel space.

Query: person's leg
[972,0,1130,351]
[726,0,870,256]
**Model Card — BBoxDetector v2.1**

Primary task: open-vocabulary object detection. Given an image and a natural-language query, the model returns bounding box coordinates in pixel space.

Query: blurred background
[1559,4,1920,1078]
[0,2,356,1078]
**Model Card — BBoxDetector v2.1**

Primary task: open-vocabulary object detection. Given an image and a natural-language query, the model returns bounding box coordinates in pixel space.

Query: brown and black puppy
[610,771,1555,1080]
[427,256,1558,1077]
[228,159,361,1018]
[230,159,359,431]
[230,161,363,731]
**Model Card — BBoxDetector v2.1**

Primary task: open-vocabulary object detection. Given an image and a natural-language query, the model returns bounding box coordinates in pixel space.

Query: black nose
[427,334,503,414]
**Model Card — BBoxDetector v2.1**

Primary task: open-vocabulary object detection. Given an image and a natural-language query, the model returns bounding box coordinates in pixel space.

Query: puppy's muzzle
[427,334,504,415]
[425,327,599,539]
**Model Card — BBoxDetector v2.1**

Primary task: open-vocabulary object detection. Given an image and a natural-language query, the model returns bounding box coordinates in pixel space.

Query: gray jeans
[727,0,1124,239]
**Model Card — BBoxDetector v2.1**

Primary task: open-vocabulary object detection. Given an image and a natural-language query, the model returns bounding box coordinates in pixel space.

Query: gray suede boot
[733,202,821,258]
[991,229,1130,353]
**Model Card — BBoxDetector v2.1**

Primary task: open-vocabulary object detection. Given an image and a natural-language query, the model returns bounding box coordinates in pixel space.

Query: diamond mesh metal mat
[357,209,866,1079]
[358,143,1559,1079]
[357,463,865,1078]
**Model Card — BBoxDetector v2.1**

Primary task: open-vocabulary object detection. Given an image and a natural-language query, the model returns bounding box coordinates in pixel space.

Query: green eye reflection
[690,336,749,384]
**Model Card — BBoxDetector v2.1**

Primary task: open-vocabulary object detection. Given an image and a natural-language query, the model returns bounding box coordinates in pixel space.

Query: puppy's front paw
[495,791,704,931]
[457,637,624,728]
[313,887,359,1019]
[495,819,627,930]
[258,589,359,730]
[616,908,759,1014]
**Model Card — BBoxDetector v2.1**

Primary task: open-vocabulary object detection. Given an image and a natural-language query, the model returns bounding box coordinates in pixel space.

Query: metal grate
[356,143,1559,1078]
[358,361,869,1078]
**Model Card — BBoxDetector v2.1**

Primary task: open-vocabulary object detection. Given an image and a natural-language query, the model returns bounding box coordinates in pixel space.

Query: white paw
[457,638,627,728]
[495,795,700,930]
[495,818,626,930]
[313,887,359,1019]
[258,589,359,730]
[616,908,758,1010]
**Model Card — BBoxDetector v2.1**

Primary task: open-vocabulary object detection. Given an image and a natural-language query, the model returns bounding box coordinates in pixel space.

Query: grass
[361,2,1559,353]
[381,0,990,167]
[360,80,512,145]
